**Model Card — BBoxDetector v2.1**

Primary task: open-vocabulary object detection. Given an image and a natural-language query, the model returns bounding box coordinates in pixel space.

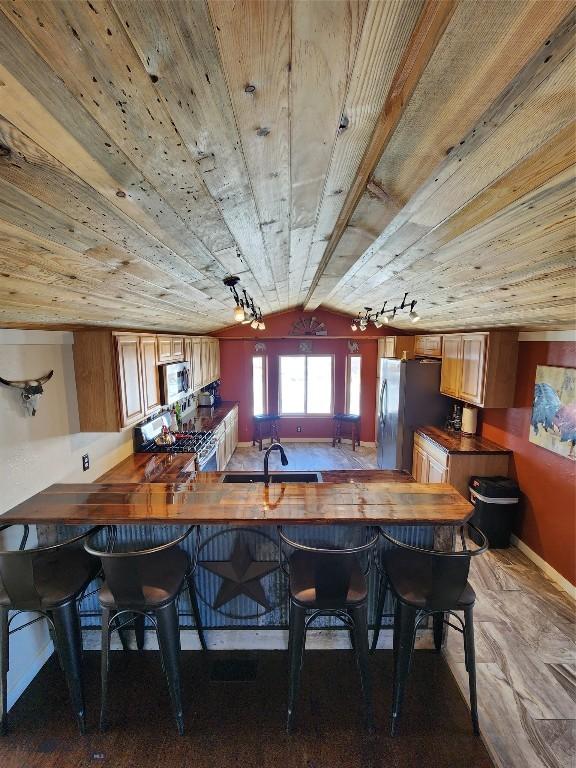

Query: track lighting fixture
[223,274,266,330]
[350,294,420,331]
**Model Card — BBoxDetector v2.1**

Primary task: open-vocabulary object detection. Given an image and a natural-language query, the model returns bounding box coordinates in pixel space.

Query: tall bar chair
[278,526,379,734]
[85,525,204,736]
[371,523,488,736]
[0,523,102,734]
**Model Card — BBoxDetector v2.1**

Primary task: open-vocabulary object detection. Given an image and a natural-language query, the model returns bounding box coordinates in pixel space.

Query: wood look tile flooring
[227,441,379,471]
[445,547,576,768]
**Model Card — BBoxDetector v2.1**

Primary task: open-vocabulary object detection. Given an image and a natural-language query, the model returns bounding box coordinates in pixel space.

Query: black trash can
[469,476,520,548]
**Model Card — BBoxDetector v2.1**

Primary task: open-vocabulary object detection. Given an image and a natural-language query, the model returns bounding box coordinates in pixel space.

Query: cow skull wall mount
[0,370,54,416]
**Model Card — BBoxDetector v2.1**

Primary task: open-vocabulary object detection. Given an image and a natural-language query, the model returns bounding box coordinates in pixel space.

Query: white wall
[0,330,133,708]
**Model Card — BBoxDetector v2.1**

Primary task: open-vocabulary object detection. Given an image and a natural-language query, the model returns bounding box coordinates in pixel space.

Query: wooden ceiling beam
[303,0,457,310]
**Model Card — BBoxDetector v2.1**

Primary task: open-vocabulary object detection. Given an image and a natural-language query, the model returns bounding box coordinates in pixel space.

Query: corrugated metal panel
[47,523,435,630]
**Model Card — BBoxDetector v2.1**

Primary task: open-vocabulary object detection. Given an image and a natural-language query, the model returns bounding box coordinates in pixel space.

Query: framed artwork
[530,365,576,460]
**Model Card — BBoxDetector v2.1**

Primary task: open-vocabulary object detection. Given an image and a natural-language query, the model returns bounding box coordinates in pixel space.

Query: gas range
[134,414,218,470]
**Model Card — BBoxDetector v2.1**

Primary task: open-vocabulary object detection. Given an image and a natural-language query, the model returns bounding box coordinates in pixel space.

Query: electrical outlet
[296,426,302,433]
[82,454,90,472]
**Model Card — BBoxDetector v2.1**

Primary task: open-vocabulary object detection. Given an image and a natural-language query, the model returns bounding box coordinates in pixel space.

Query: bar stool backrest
[379,523,488,611]
[278,526,379,605]
[84,526,196,608]
[0,524,100,611]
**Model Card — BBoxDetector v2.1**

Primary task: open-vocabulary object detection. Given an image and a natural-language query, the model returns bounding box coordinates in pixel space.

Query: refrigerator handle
[380,378,387,428]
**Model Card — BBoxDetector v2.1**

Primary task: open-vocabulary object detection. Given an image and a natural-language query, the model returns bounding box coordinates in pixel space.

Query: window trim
[346,354,362,416]
[278,354,334,416]
[252,354,267,416]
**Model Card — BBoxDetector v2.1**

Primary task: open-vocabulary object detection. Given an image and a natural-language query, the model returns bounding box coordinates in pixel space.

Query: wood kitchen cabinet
[414,335,443,357]
[440,331,518,407]
[157,335,184,363]
[74,330,160,431]
[74,331,220,431]
[216,405,238,470]
[412,432,510,497]
[139,335,162,415]
[379,336,415,360]
[116,335,145,428]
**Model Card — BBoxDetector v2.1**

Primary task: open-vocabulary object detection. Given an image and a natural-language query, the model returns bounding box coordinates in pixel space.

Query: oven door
[198,445,218,472]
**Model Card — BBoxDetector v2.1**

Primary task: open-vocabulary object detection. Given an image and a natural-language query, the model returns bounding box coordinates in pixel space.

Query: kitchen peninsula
[2,471,472,527]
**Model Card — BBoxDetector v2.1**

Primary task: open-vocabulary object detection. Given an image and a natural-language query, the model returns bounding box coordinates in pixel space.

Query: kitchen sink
[222,472,321,483]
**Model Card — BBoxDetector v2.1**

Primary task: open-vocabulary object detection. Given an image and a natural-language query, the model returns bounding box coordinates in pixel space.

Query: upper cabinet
[414,335,443,357]
[378,336,415,360]
[73,331,220,431]
[157,335,184,363]
[440,331,518,408]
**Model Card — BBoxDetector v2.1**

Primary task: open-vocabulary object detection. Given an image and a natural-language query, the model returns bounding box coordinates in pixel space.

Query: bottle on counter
[169,408,178,433]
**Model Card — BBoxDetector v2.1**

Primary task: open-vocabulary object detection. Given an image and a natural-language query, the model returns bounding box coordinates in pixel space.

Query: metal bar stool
[278,526,379,734]
[371,523,488,736]
[332,413,360,451]
[252,414,280,451]
[0,523,103,734]
[85,525,205,735]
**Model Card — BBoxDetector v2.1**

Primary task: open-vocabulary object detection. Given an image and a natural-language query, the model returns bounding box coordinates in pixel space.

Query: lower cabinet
[216,405,239,470]
[412,433,510,497]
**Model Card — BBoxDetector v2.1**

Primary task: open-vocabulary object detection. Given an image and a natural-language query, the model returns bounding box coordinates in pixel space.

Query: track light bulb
[360,324,367,332]
[409,310,420,323]
[258,321,266,331]
[250,319,259,329]
[233,305,245,322]
[351,322,357,331]
[373,320,383,329]
[382,315,389,324]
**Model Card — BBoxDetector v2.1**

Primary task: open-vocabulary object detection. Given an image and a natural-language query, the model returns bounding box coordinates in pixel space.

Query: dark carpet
[0,650,494,768]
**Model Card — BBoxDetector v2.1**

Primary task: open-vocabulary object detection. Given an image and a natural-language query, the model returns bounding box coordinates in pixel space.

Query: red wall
[481,341,576,586]
[214,308,396,444]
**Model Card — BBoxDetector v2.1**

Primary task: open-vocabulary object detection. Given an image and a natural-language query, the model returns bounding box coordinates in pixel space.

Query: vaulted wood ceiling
[0,0,574,333]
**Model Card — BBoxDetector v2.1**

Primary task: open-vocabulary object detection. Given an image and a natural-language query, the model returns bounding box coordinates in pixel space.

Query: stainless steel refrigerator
[376,358,450,471]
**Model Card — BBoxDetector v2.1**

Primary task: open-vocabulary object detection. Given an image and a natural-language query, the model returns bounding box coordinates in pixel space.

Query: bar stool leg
[100,607,111,731]
[391,603,417,736]
[134,613,145,651]
[286,601,306,734]
[370,573,388,652]
[50,600,86,735]
[186,573,207,651]
[463,607,480,736]
[433,612,445,652]
[155,601,184,736]
[0,607,8,735]
[349,603,375,732]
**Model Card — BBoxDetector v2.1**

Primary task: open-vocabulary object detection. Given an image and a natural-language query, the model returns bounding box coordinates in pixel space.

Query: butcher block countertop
[2,476,473,526]
[416,426,511,455]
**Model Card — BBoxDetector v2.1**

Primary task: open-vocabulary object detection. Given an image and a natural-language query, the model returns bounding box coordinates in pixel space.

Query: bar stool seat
[0,547,100,610]
[98,547,190,610]
[289,551,368,608]
[383,549,476,609]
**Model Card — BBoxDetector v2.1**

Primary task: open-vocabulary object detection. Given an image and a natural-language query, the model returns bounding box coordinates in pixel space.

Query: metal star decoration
[201,538,278,610]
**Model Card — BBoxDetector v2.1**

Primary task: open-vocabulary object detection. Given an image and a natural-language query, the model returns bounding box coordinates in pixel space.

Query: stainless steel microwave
[159,361,191,405]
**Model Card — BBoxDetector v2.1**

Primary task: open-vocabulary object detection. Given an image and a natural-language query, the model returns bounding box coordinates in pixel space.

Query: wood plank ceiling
[0,0,573,333]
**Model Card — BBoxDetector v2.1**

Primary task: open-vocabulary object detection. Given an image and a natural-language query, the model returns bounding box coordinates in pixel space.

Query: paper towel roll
[462,405,478,435]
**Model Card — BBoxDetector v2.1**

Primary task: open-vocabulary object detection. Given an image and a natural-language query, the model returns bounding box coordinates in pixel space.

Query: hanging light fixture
[350,294,420,331]
[409,300,420,323]
[223,274,266,330]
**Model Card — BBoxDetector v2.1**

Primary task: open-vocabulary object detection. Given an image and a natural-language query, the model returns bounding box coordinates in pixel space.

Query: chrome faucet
[263,443,288,486]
